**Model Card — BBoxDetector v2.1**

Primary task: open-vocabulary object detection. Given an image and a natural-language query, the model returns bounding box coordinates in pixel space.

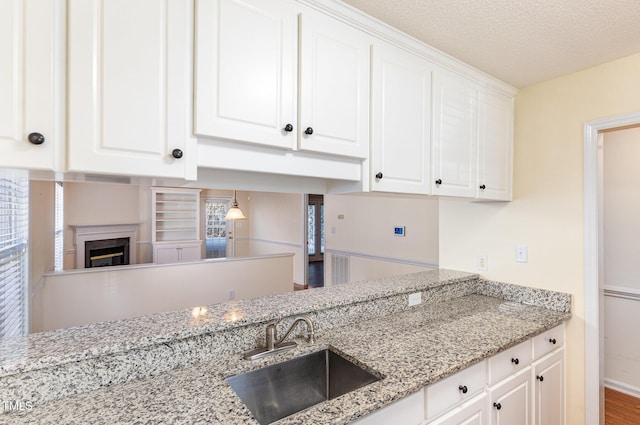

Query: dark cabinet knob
[171,148,183,159]
[435,179,442,185]
[284,124,293,132]
[511,357,519,365]
[28,132,45,145]
[493,402,502,410]
[479,184,486,190]
[537,375,544,382]
[549,338,557,344]
[375,172,383,179]
[458,385,468,394]
[304,127,313,135]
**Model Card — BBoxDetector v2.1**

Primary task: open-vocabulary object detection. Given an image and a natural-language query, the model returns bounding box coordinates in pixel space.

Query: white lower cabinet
[153,242,202,264]
[488,367,531,425]
[427,393,488,425]
[532,350,564,425]
[351,390,424,425]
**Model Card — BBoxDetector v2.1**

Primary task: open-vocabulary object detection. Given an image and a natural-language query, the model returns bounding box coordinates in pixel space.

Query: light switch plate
[515,245,528,263]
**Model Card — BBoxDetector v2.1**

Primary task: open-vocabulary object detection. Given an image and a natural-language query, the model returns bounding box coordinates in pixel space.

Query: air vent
[331,254,349,285]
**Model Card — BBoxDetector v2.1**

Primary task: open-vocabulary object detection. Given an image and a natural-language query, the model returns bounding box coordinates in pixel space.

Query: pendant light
[224,190,247,220]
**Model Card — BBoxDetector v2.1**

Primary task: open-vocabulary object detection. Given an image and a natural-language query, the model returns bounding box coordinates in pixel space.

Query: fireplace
[85,237,130,268]
[72,224,138,269]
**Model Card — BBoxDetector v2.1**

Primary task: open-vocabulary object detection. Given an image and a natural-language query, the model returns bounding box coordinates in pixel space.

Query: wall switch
[477,255,488,271]
[228,290,235,300]
[408,292,422,306]
[515,245,528,263]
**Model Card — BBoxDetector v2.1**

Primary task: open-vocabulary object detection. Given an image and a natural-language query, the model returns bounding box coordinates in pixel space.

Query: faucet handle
[266,323,277,351]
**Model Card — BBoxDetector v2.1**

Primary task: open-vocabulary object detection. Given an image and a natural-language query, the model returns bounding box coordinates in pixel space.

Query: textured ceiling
[340,0,640,88]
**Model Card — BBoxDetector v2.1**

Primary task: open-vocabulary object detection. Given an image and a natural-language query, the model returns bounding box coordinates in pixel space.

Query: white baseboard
[605,378,640,398]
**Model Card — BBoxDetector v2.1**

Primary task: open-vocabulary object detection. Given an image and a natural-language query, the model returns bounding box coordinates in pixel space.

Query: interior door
[307,195,324,262]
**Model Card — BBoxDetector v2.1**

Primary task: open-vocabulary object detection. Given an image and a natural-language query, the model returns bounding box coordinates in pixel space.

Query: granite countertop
[5,292,570,424]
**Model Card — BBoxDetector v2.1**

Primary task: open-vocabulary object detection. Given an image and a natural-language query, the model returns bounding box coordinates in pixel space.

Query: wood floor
[606,387,640,425]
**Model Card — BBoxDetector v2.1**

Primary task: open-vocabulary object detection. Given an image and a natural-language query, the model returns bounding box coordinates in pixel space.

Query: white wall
[438,52,640,424]
[602,126,640,395]
[324,193,438,284]
[33,254,293,332]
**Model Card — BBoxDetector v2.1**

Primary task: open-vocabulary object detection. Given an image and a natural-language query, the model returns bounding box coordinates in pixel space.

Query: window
[205,198,231,258]
[0,175,29,338]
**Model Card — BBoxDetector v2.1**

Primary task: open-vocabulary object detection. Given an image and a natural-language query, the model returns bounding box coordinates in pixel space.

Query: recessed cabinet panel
[298,10,370,159]
[478,90,513,200]
[489,368,531,425]
[68,0,195,179]
[371,43,432,194]
[0,0,62,171]
[194,0,296,149]
[432,71,478,198]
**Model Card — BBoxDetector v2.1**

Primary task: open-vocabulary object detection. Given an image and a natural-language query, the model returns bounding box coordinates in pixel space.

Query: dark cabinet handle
[511,358,519,365]
[537,375,544,382]
[458,385,468,394]
[304,127,313,135]
[493,402,502,410]
[435,179,442,185]
[375,172,383,179]
[171,148,183,159]
[283,124,293,132]
[28,132,45,145]
[479,184,486,190]
[549,338,557,344]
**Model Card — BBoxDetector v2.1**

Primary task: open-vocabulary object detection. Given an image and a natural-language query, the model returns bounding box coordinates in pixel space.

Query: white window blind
[0,176,29,338]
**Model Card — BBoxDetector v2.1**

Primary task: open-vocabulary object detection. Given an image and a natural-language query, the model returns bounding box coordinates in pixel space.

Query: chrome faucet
[244,316,315,360]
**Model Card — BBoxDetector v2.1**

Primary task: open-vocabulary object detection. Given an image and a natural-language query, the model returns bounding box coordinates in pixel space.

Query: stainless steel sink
[225,349,380,425]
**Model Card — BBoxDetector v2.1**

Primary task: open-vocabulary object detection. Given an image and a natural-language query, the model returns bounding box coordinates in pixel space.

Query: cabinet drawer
[426,360,486,420]
[488,340,532,385]
[533,324,564,360]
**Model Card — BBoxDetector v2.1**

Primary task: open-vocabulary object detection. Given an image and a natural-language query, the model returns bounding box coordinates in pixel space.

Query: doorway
[205,197,232,258]
[584,112,640,425]
[307,194,324,288]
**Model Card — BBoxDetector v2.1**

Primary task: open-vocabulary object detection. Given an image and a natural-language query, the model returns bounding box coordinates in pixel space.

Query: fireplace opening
[85,238,130,268]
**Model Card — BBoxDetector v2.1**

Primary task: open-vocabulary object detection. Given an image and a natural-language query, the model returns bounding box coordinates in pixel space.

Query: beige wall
[245,191,304,284]
[325,193,439,284]
[439,52,640,424]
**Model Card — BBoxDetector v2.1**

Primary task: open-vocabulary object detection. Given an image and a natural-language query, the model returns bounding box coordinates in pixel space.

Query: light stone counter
[0,270,570,424]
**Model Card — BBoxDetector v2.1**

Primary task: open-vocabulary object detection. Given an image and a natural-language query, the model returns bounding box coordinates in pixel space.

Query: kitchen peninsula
[1,270,570,424]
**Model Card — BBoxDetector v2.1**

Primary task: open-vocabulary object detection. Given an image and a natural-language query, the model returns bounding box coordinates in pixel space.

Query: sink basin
[226,349,380,425]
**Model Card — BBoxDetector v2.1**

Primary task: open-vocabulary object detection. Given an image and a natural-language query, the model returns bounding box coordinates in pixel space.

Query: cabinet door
[298,8,370,159]
[370,43,432,194]
[0,0,63,171]
[428,393,488,425]
[432,70,478,198]
[532,350,564,425]
[489,368,531,425]
[194,0,297,149]
[477,90,512,201]
[68,0,196,179]
[154,245,180,264]
[179,242,203,262]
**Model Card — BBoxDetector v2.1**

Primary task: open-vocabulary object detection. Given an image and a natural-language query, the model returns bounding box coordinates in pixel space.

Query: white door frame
[583,111,640,425]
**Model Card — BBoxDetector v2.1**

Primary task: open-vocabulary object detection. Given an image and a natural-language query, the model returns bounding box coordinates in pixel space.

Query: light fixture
[224,190,247,220]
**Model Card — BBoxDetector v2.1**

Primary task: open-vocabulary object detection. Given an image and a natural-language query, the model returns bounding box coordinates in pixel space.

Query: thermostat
[394,226,405,237]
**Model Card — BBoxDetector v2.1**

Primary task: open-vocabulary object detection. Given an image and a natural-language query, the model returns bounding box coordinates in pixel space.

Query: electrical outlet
[477,255,488,271]
[408,292,422,306]
[515,245,528,263]
[228,290,235,300]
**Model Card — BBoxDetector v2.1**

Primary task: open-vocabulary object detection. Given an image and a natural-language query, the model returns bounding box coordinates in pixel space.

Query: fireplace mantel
[72,224,139,269]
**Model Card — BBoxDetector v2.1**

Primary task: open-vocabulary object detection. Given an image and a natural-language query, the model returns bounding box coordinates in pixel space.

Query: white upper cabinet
[478,90,513,201]
[194,0,297,149]
[432,70,478,198]
[0,0,64,171]
[297,7,370,159]
[432,69,513,201]
[370,43,432,194]
[67,0,196,180]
